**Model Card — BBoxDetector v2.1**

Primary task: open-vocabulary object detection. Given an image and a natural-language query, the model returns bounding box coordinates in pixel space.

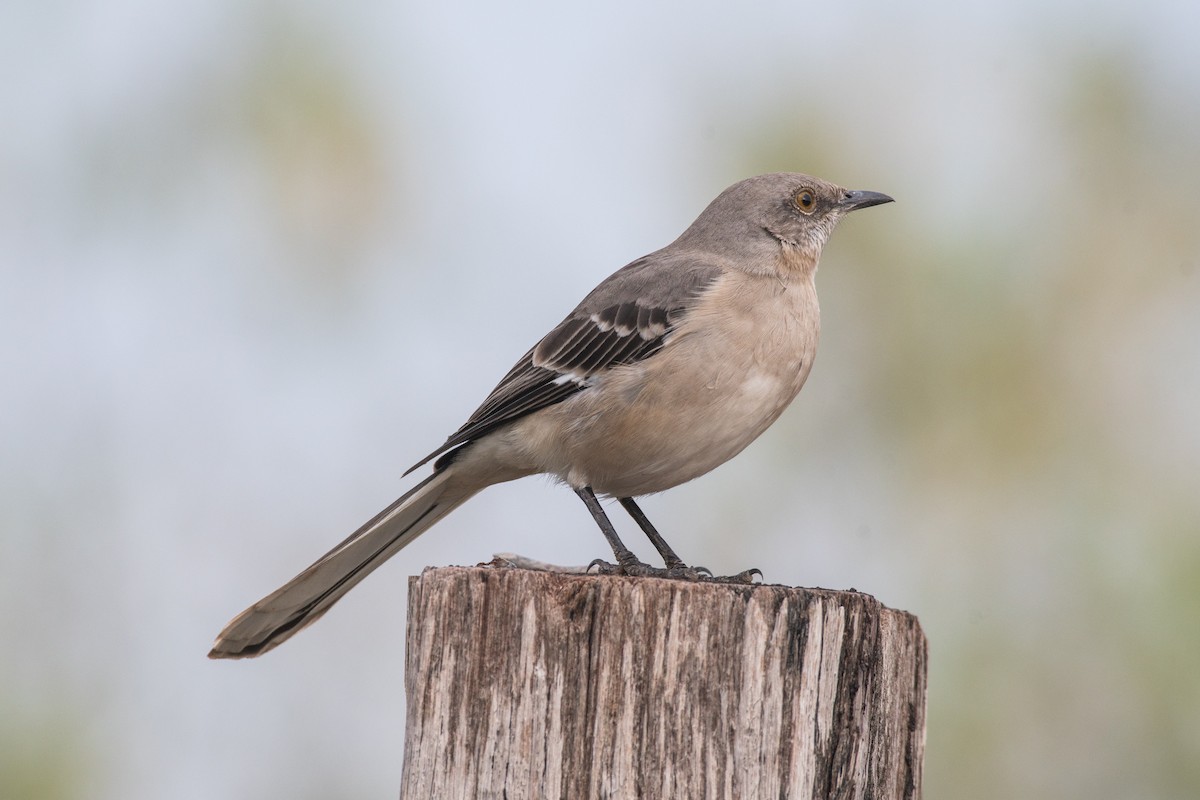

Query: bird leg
[618,496,762,584]
[617,496,688,569]
[574,488,761,583]
[574,487,657,576]
[617,496,712,580]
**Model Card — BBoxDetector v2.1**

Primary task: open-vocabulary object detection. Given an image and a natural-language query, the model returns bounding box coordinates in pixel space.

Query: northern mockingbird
[210,173,892,658]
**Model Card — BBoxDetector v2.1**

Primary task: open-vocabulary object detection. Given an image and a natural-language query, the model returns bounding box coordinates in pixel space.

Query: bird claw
[587,558,692,579]
[662,564,708,581]
[586,558,627,575]
[586,559,760,585]
[617,560,670,578]
[705,567,763,585]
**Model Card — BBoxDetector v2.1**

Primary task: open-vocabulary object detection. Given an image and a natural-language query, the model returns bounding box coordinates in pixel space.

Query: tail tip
[208,640,246,659]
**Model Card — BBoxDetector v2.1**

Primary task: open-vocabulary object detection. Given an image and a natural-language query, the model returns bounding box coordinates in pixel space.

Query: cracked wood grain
[400,567,926,799]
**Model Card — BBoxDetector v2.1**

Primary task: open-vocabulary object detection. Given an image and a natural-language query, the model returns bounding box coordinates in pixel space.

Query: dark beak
[840,189,894,211]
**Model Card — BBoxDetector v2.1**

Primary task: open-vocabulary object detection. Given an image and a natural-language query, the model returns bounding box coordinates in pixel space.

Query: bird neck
[775,240,821,281]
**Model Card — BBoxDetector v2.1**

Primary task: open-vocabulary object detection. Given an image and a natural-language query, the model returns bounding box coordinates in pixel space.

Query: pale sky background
[3,1,1199,798]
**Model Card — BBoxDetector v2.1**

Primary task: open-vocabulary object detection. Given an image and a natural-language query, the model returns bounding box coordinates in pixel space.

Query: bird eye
[794,188,816,213]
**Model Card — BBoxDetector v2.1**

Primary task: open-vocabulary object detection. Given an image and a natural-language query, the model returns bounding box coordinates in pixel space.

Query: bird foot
[662,564,710,581]
[587,559,760,584]
[586,558,666,578]
[702,567,763,585]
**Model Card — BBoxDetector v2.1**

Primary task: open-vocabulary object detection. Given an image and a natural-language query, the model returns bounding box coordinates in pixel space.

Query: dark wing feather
[404,253,722,474]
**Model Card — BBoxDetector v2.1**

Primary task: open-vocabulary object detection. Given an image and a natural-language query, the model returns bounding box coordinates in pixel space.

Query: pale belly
[509,270,821,497]
[574,362,811,497]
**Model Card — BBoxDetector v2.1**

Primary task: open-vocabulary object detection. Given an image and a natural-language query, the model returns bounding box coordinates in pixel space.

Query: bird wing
[404,252,723,474]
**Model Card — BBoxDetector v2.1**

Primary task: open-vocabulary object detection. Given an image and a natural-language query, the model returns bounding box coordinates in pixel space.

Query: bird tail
[208,468,473,659]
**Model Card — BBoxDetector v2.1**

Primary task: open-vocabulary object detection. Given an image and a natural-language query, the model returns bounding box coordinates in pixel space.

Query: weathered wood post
[400,566,926,799]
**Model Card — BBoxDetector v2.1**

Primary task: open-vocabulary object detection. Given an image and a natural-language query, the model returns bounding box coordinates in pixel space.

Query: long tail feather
[209,469,470,659]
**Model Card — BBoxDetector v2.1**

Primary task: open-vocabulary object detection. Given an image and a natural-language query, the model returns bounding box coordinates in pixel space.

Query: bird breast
[511,270,820,497]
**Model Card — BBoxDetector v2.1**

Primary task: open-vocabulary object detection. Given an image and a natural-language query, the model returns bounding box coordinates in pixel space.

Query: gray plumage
[210,173,892,658]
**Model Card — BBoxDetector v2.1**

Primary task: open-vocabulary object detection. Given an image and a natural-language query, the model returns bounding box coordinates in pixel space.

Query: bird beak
[840,190,894,211]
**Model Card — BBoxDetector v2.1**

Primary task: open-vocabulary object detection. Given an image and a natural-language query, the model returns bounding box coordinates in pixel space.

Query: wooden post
[400,566,926,799]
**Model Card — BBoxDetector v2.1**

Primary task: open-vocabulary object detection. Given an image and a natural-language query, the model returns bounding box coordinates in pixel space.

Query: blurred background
[3,0,1198,797]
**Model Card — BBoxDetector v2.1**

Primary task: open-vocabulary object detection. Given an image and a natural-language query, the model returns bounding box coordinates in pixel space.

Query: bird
[209,172,892,658]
